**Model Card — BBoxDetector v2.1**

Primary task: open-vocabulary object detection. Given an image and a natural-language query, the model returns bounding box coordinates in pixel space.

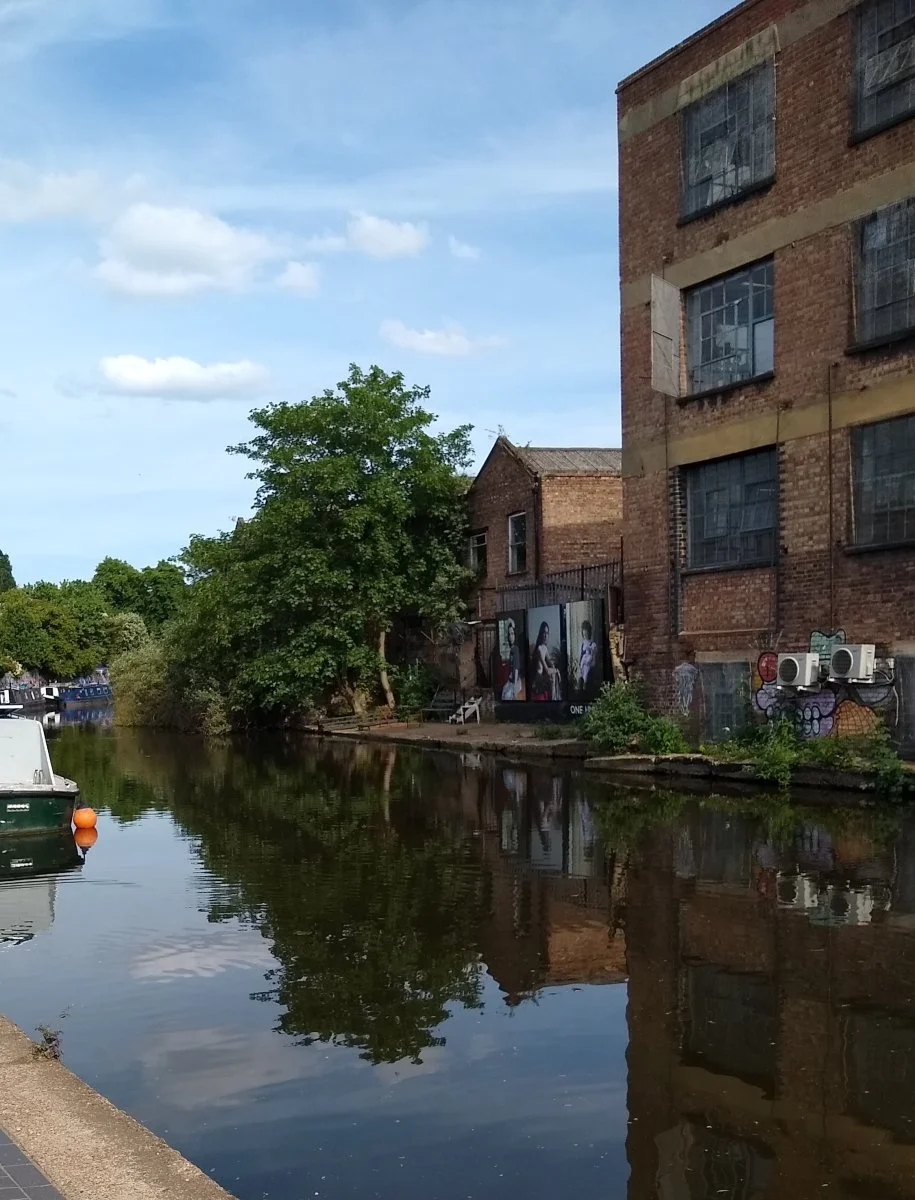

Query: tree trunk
[378,628,396,710]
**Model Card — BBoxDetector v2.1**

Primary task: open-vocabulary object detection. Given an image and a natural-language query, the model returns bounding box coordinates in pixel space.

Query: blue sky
[1,0,733,583]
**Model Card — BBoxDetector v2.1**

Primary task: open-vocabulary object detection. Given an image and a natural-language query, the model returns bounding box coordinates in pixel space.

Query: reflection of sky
[0,808,629,1200]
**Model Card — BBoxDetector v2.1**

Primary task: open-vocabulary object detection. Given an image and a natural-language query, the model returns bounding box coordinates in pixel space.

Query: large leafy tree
[176,365,472,719]
[0,550,15,594]
[93,556,186,630]
[92,557,147,615]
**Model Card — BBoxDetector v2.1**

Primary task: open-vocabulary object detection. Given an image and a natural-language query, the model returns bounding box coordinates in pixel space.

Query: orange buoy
[74,826,98,850]
[73,807,98,830]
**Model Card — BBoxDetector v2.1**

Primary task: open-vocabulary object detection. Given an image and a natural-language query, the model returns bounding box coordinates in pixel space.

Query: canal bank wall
[312,721,910,799]
[0,1015,235,1200]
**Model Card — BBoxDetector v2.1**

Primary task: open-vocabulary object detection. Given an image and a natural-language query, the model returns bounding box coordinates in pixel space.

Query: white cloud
[97,354,270,400]
[0,158,107,222]
[95,202,286,298]
[346,212,429,260]
[448,235,480,261]
[301,231,348,254]
[276,259,319,297]
[380,319,503,358]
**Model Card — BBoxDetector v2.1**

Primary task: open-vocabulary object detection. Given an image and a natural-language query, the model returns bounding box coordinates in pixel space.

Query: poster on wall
[495,611,527,701]
[526,604,566,702]
[564,599,606,703]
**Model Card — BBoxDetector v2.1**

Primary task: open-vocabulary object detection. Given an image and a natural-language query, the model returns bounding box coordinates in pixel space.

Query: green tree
[106,612,150,660]
[93,557,146,615]
[0,550,15,593]
[174,364,472,721]
[0,590,49,674]
[139,561,187,629]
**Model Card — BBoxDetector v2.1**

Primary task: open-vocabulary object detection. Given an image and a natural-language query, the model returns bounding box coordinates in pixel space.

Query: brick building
[617,0,915,745]
[466,436,623,619]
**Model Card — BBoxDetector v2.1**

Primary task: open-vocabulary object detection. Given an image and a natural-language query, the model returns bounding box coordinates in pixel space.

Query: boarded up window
[651,276,682,397]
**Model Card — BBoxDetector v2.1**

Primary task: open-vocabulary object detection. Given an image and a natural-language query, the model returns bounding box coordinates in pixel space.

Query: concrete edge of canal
[0,1015,236,1200]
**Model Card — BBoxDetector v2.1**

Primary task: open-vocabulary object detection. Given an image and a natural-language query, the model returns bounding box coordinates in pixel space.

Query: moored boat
[0,707,79,835]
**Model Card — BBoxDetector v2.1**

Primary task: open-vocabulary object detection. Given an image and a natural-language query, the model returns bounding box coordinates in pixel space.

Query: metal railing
[497,559,621,612]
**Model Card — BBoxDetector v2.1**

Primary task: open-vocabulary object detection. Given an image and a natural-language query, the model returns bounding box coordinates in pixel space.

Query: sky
[0,0,734,583]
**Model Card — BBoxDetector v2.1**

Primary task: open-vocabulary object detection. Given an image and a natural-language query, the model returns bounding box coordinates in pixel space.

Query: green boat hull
[0,831,82,877]
[0,794,75,836]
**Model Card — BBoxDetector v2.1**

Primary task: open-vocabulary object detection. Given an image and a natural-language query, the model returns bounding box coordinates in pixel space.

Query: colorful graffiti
[754,631,898,739]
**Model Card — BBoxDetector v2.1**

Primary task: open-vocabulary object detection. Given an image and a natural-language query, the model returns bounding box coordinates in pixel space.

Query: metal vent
[832,647,854,677]
[778,657,799,685]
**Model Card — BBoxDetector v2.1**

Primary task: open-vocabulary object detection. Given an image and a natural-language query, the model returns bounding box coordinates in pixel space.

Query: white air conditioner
[829,643,876,683]
[777,652,820,689]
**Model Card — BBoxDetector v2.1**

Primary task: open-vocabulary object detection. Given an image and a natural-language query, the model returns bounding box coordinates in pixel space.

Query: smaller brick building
[465,436,623,619]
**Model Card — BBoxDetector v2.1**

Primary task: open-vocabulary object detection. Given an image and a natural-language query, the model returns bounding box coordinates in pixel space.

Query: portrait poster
[526,604,565,702]
[564,599,606,703]
[495,610,527,702]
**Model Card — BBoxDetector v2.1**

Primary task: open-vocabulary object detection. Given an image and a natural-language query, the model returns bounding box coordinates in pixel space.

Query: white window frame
[467,530,488,574]
[507,512,527,575]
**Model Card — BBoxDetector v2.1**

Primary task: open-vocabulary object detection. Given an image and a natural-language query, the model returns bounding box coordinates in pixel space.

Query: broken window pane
[856,0,915,135]
[681,62,775,219]
[852,415,915,546]
[856,198,915,343]
[686,448,778,569]
[686,259,775,393]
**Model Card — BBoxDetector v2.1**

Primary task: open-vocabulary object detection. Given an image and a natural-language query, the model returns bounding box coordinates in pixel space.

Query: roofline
[467,436,623,490]
[616,0,767,94]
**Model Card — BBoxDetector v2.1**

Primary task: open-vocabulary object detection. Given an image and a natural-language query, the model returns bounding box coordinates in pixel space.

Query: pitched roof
[511,445,622,477]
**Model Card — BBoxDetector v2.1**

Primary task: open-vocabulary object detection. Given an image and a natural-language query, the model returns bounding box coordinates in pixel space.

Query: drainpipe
[827,362,836,631]
[533,477,543,582]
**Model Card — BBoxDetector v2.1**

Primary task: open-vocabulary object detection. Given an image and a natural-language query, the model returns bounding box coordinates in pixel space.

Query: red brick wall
[618,0,915,716]
[540,475,623,572]
[467,444,536,618]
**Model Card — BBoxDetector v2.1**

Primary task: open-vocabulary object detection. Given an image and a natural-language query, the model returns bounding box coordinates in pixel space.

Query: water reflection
[0,831,83,947]
[3,729,915,1198]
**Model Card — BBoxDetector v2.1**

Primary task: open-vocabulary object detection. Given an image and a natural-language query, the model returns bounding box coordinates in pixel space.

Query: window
[686,260,774,394]
[508,513,527,574]
[852,414,915,545]
[467,530,488,575]
[681,62,775,220]
[855,0,915,138]
[855,198,915,345]
[686,448,777,569]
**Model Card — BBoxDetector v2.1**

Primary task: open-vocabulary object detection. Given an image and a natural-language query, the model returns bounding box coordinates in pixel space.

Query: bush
[704,719,909,796]
[581,682,689,756]
[388,663,440,718]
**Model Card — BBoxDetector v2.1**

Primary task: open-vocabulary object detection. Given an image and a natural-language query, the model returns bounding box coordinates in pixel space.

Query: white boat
[0,707,79,835]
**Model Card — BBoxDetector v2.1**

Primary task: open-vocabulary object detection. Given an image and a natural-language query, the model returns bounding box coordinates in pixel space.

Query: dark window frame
[851,414,915,547]
[854,0,915,141]
[854,198,915,347]
[680,61,776,222]
[686,259,775,395]
[507,512,527,575]
[685,448,778,571]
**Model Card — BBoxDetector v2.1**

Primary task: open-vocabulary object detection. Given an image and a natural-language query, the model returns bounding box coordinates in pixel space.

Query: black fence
[497,559,622,613]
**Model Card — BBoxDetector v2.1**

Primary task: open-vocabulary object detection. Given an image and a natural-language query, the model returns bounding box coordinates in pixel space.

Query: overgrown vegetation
[112,365,474,731]
[580,681,689,756]
[388,663,440,719]
[704,719,909,795]
[0,558,186,682]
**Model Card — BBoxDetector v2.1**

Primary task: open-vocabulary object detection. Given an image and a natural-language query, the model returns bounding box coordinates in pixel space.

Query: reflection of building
[627,808,915,1198]
[471,764,627,1003]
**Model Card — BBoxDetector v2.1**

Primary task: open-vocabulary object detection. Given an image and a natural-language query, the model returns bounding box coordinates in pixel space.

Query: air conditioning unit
[829,643,876,683]
[777,652,820,689]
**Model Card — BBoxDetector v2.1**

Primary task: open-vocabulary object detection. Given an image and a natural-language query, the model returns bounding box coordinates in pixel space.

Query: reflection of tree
[53,729,486,1064]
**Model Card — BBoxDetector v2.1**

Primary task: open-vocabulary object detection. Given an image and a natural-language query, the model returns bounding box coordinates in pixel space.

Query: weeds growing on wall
[704,720,909,796]
[581,682,689,756]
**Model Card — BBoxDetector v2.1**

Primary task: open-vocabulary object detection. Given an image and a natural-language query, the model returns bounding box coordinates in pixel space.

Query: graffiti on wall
[754,631,899,739]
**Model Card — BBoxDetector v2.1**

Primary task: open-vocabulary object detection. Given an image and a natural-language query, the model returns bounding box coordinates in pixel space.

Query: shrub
[388,662,440,718]
[581,682,689,756]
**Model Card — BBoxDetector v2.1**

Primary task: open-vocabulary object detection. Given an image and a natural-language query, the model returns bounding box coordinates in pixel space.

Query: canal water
[2,726,915,1199]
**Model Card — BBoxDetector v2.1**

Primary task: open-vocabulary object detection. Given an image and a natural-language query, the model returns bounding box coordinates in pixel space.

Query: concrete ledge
[0,1016,235,1200]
